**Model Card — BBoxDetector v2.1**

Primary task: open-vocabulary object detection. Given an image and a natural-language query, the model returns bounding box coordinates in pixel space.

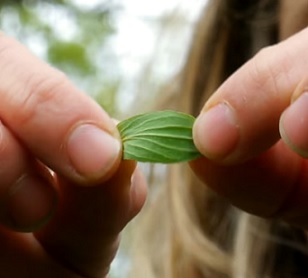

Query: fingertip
[129,167,147,218]
[1,174,57,232]
[66,123,122,184]
[193,102,239,161]
[279,92,308,157]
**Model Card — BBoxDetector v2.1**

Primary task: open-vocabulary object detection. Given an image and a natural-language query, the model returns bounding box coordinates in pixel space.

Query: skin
[191,2,308,228]
[0,32,147,277]
[3,1,308,276]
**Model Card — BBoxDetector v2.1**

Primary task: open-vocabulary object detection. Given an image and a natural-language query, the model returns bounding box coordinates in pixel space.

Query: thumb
[0,33,121,184]
[193,27,308,164]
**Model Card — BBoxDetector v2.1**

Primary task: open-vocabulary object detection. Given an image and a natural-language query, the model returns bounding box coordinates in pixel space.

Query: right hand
[191,27,308,228]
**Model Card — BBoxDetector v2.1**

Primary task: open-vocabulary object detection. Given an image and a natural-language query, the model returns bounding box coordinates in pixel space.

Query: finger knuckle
[14,70,69,126]
[249,45,291,98]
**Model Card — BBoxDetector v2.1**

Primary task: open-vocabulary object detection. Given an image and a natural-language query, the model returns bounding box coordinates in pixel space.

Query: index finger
[0,33,121,183]
[193,27,308,163]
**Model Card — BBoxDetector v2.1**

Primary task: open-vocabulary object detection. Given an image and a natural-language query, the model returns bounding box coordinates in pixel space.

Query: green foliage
[48,41,94,75]
[0,0,120,116]
[117,110,202,163]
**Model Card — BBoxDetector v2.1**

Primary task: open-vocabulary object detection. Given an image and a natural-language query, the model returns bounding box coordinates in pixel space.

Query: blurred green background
[0,0,120,115]
[0,0,204,277]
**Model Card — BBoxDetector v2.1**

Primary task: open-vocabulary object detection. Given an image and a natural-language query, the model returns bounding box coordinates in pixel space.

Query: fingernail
[67,124,121,179]
[5,174,56,232]
[280,92,308,157]
[193,103,239,160]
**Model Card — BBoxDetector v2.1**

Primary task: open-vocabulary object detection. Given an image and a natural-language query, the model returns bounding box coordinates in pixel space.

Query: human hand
[191,27,308,228]
[0,32,146,277]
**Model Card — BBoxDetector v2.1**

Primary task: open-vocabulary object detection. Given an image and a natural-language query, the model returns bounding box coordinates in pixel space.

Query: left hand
[191,27,308,228]
[0,32,147,278]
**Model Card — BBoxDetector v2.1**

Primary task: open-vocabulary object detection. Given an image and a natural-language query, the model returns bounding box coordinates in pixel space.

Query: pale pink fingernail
[193,103,239,160]
[67,124,121,179]
[280,92,308,157]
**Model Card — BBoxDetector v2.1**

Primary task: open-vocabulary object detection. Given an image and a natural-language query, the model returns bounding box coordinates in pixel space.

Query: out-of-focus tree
[0,0,120,115]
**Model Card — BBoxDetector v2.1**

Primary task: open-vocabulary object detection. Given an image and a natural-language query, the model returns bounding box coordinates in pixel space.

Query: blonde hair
[130,1,308,277]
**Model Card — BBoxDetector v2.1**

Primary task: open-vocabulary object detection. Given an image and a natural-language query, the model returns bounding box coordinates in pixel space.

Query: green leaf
[117,110,202,163]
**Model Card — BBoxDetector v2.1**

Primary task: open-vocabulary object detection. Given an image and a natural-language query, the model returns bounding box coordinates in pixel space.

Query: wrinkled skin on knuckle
[248,46,284,98]
[12,71,69,127]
